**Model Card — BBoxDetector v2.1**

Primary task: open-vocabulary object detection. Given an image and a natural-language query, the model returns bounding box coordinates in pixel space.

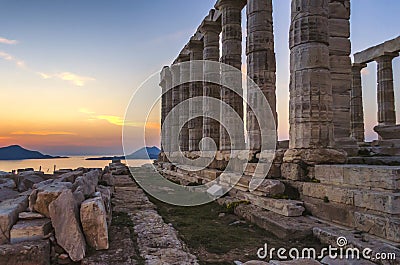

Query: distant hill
[86,146,160,161]
[126,146,160,159]
[0,145,65,160]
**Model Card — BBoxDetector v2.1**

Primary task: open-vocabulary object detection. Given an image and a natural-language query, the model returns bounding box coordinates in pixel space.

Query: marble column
[350,63,366,143]
[199,19,221,151]
[284,0,346,173]
[170,62,181,152]
[328,0,357,152]
[188,40,204,152]
[376,54,397,126]
[160,66,172,152]
[246,0,277,151]
[215,0,246,151]
[178,54,190,152]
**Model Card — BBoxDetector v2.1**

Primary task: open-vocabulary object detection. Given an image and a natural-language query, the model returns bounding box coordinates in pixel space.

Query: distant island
[0,145,67,160]
[86,146,160,161]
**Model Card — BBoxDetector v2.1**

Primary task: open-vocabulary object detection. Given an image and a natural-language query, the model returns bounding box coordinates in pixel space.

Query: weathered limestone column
[283,0,346,180]
[246,0,277,151]
[170,62,181,152]
[160,66,172,153]
[199,19,222,151]
[376,54,397,126]
[350,63,367,143]
[328,0,358,153]
[188,40,204,152]
[215,0,246,151]
[178,54,190,152]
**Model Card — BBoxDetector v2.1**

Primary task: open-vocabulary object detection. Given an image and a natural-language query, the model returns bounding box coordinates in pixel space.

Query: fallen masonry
[0,162,200,265]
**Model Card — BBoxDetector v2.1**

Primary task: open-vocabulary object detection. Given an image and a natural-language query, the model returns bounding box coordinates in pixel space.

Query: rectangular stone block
[302,182,400,214]
[10,218,52,244]
[235,191,304,217]
[329,19,350,38]
[354,212,400,243]
[0,196,28,244]
[329,37,351,55]
[0,240,50,265]
[315,165,400,191]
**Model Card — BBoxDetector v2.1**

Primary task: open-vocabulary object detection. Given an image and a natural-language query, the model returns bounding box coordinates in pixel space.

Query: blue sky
[0,0,399,155]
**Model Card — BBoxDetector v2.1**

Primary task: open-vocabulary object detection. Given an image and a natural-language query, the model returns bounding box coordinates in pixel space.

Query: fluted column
[178,54,190,152]
[246,0,277,151]
[329,0,357,151]
[376,54,397,126]
[160,66,172,152]
[187,40,204,152]
[351,63,366,143]
[283,0,346,170]
[215,0,246,151]
[170,63,181,152]
[200,19,221,150]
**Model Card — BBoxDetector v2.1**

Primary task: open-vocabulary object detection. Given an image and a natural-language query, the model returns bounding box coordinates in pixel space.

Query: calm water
[0,156,153,173]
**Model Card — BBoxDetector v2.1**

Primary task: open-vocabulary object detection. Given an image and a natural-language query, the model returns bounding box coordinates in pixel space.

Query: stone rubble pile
[0,163,118,264]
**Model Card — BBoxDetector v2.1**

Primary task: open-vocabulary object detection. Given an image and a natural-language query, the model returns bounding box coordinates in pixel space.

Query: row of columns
[161,0,355,169]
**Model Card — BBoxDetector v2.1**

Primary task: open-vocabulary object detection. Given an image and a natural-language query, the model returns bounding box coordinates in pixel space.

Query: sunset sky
[0,0,399,155]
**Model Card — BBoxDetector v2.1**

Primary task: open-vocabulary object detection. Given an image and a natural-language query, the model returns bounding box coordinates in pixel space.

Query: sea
[0,156,153,174]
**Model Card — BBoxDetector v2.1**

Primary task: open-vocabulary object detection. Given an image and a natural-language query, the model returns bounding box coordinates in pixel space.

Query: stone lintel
[353,35,400,64]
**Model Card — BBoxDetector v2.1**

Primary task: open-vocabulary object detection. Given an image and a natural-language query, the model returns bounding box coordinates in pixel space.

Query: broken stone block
[72,170,100,196]
[0,240,50,265]
[18,211,45,220]
[96,185,112,226]
[0,196,28,244]
[99,172,114,186]
[235,191,304,217]
[54,170,83,184]
[10,218,52,243]
[207,184,224,197]
[253,179,285,196]
[49,189,86,262]
[29,182,72,217]
[80,197,109,250]
[0,189,20,203]
[18,174,45,192]
[0,178,16,189]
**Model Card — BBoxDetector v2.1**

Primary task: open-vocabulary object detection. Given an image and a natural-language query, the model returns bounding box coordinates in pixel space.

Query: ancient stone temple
[157,0,400,258]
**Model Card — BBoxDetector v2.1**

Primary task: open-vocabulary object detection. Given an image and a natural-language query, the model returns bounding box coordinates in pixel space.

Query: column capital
[215,0,246,10]
[351,63,367,72]
[187,39,204,52]
[160,66,171,80]
[176,54,190,63]
[199,19,221,34]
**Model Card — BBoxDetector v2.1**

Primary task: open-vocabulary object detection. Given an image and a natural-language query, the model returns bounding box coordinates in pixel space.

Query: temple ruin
[157,0,400,255]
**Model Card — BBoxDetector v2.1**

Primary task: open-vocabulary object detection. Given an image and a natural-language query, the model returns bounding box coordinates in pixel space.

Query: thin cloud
[0,51,25,68]
[0,37,18,45]
[82,111,159,129]
[37,71,96,87]
[11,131,77,136]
